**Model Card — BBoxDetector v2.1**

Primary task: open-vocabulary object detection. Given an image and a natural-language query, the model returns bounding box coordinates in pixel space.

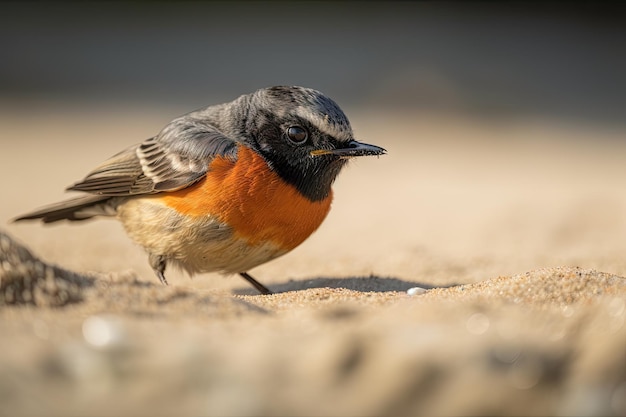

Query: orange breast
[158,145,333,251]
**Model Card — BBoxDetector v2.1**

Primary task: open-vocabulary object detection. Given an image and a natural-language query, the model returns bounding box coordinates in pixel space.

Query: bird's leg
[239,272,272,295]
[149,253,169,285]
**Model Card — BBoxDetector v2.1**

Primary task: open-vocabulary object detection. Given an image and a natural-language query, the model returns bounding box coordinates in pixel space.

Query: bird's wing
[68,117,239,196]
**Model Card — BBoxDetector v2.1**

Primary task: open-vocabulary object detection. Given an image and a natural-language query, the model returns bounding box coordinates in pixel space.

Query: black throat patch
[263,153,347,202]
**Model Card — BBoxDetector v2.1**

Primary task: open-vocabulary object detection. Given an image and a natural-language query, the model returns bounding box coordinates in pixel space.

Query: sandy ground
[1,103,626,416]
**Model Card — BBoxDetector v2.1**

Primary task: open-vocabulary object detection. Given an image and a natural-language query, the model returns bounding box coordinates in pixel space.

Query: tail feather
[14,195,117,224]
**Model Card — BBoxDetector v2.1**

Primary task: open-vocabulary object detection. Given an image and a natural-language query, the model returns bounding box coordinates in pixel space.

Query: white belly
[117,198,288,275]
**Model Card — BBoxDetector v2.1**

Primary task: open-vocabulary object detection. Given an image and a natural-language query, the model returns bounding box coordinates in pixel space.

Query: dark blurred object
[0,229,90,307]
[1,2,625,125]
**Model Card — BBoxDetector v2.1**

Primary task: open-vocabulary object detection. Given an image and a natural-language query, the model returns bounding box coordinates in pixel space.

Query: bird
[14,86,386,294]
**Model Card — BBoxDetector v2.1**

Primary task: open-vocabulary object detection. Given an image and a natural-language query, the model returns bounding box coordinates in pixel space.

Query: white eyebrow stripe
[294,106,352,142]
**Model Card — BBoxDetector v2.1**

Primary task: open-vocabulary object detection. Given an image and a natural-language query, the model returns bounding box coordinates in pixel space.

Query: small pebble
[407,287,428,296]
[82,315,124,348]
[467,313,490,335]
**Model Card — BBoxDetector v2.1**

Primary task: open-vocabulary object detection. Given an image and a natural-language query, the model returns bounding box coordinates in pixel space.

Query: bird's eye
[286,126,308,145]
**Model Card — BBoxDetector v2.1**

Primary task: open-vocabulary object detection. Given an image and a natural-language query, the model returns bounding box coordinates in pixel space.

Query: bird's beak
[310,140,387,158]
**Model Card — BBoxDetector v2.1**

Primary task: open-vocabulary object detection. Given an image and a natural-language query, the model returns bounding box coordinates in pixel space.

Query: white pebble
[466,313,490,335]
[82,315,123,348]
[407,286,428,296]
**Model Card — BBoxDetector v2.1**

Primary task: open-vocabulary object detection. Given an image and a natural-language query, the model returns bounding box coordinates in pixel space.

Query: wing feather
[68,116,239,196]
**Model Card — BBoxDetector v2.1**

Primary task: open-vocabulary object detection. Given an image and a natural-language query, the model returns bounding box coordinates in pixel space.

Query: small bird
[15,86,386,294]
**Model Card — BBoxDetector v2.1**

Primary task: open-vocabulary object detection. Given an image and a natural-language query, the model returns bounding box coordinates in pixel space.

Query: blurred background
[1,1,624,125]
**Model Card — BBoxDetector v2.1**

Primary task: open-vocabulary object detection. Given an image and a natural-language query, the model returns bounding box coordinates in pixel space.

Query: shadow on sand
[233,275,460,296]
